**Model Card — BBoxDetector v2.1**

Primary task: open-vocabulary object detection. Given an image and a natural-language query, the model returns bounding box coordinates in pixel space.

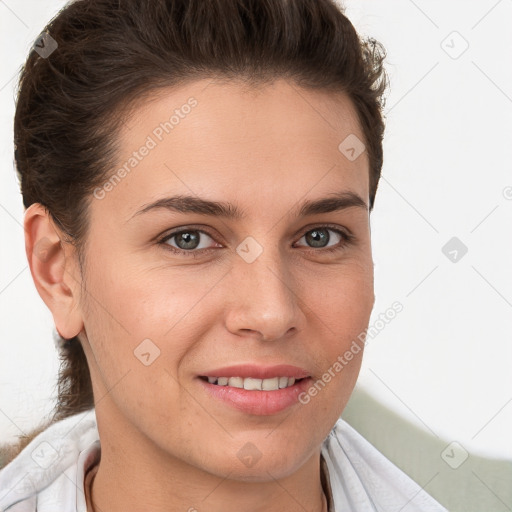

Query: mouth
[197,364,312,415]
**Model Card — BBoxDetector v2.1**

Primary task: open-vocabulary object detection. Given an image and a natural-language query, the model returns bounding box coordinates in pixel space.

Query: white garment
[0,408,447,511]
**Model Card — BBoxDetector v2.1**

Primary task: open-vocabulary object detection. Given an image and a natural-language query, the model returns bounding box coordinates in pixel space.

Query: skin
[25,78,375,512]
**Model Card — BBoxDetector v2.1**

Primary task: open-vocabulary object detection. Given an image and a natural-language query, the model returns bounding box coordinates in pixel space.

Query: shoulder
[0,408,99,512]
[321,417,448,511]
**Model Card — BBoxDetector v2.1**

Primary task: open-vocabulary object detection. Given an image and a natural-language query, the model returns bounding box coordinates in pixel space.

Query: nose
[223,244,304,342]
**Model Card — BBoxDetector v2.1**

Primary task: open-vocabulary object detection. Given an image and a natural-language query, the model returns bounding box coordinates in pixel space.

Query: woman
[0,0,447,510]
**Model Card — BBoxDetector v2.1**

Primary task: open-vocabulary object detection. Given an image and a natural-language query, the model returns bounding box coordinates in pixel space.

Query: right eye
[158,228,222,257]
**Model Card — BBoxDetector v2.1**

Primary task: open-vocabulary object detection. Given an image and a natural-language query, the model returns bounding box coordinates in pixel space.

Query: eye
[294,226,354,253]
[159,228,220,256]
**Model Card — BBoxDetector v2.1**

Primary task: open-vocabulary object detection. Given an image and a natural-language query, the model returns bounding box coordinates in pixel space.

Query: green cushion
[342,386,512,512]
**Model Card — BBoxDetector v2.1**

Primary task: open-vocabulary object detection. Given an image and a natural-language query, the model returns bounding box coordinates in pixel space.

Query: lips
[197,364,312,415]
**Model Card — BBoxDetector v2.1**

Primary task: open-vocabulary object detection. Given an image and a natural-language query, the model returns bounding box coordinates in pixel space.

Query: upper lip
[199,364,310,380]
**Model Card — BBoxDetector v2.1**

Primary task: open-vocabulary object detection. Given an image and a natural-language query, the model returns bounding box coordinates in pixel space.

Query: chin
[196,437,314,482]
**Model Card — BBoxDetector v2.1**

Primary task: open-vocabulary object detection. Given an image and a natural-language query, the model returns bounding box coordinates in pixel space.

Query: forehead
[98,78,369,219]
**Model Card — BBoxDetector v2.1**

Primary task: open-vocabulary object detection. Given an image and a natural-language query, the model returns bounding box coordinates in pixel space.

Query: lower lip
[198,377,312,415]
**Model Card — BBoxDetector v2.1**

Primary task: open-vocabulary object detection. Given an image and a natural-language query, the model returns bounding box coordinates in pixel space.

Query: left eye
[295,227,351,251]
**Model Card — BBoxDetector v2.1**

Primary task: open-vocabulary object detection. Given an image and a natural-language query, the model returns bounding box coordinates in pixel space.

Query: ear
[24,203,84,339]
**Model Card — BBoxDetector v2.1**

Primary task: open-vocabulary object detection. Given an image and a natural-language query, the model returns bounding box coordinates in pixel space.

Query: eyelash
[157,225,355,258]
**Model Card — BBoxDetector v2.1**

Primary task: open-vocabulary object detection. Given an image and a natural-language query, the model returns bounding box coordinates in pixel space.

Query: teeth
[206,376,299,390]
[244,378,262,390]
[278,376,289,388]
[228,377,244,388]
[261,377,279,390]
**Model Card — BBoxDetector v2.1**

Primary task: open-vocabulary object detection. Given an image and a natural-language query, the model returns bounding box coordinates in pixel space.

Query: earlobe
[24,203,84,340]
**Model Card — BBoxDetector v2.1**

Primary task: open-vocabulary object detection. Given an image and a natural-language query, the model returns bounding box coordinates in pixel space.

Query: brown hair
[5,0,387,465]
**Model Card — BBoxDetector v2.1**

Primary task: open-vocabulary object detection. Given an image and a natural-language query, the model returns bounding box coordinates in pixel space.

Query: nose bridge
[226,238,301,340]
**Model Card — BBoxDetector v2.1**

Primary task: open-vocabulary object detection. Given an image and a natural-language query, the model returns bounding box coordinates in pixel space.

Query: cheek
[78,254,232,418]
[79,255,202,424]
[307,258,374,338]
[84,251,217,341]
[301,260,373,397]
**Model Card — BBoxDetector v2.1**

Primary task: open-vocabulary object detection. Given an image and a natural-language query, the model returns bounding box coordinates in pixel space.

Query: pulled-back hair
[6,0,387,465]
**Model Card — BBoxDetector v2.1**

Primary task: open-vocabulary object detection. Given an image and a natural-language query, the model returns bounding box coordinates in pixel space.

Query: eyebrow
[130,191,367,221]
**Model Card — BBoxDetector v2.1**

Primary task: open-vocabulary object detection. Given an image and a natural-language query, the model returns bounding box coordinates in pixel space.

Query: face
[74,78,374,481]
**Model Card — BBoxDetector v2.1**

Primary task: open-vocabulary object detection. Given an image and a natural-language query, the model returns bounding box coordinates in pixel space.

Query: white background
[0,0,511,461]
